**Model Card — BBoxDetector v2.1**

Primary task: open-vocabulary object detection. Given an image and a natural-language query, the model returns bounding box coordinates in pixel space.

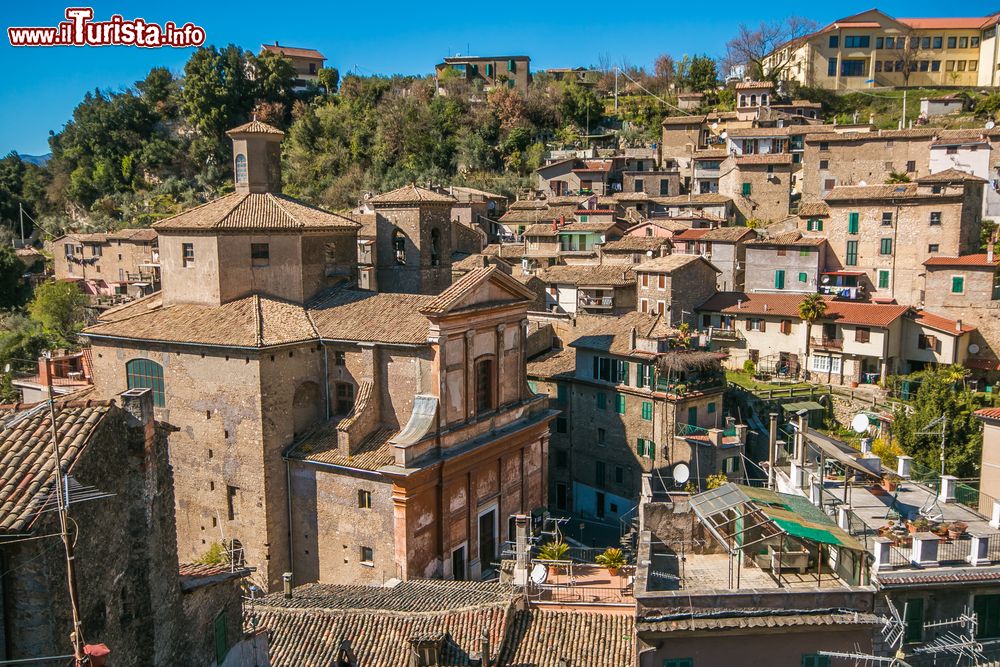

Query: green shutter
[881,238,893,255]
[214,610,229,663]
[848,212,859,234]
[557,384,567,403]
[904,598,924,642]
[508,59,516,72]
[708,402,716,413]
[648,364,656,387]
[616,394,626,414]
[637,364,646,388]
[952,276,965,293]
[637,438,645,456]
[878,270,890,289]
[641,401,653,420]
[798,272,808,283]
[648,440,655,458]
[774,270,785,289]
[742,182,752,196]
[596,392,607,410]
[593,356,599,379]
[687,406,698,425]
[846,240,858,266]
[808,218,823,231]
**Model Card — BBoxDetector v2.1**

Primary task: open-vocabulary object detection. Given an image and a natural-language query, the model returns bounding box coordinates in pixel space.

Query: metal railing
[937,536,972,564]
[887,545,912,567]
[531,583,633,604]
[578,295,614,308]
[811,336,844,350]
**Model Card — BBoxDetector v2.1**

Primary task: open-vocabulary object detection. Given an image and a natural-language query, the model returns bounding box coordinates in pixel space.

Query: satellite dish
[821,275,830,284]
[646,250,654,257]
[673,462,691,485]
[987,120,996,130]
[858,180,867,187]
[851,413,870,434]
[969,343,981,355]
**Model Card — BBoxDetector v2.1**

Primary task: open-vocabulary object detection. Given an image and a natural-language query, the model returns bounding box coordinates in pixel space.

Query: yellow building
[764,9,1000,90]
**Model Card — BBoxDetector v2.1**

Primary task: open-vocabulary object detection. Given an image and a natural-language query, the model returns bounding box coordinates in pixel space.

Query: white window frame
[810,354,842,374]
[640,298,649,313]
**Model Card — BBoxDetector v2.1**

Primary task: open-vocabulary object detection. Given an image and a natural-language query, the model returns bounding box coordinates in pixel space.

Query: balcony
[811,337,843,350]
[578,293,614,309]
[819,285,863,300]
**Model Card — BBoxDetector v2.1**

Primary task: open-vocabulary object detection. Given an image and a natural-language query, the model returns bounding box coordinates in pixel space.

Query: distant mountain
[19,153,51,166]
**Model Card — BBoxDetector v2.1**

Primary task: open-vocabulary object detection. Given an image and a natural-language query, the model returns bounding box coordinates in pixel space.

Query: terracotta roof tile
[257,580,512,667]
[482,243,525,260]
[420,266,535,316]
[84,295,318,348]
[0,401,113,534]
[697,292,910,327]
[733,153,793,166]
[289,426,395,471]
[637,610,881,633]
[918,168,987,184]
[523,224,559,237]
[226,119,284,136]
[634,254,719,274]
[564,311,674,355]
[797,201,830,217]
[260,44,326,60]
[534,264,636,287]
[923,254,1000,267]
[527,347,577,379]
[497,609,634,667]
[308,290,433,345]
[153,193,360,231]
[910,310,975,334]
[600,237,672,253]
[746,231,826,247]
[653,194,732,206]
[661,115,706,126]
[368,185,455,205]
[976,407,1000,421]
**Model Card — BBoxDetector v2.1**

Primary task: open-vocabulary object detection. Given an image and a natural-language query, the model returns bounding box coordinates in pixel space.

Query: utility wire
[616,67,695,117]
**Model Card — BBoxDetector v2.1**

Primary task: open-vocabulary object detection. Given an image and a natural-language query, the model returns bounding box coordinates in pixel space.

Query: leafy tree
[892,367,983,477]
[28,281,88,344]
[253,50,297,105]
[317,67,340,94]
[797,293,827,380]
[136,67,179,115]
[724,16,818,82]
[558,80,602,130]
[680,55,718,93]
[181,44,256,164]
[0,246,29,309]
[886,171,911,184]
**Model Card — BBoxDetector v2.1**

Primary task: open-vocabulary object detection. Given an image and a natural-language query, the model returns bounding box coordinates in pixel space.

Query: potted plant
[595,547,627,576]
[538,540,569,563]
[947,521,969,540]
[908,518,930,534]
[881,472,901,493]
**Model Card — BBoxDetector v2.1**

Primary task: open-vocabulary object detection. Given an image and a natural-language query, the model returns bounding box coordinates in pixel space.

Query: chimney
[767,413,778,490]
[480,626,493,667]
[282,572,293,599]
[512,514,530,586]
[38,355,52,389]
[120,387,156,469]
[956,319,963,332]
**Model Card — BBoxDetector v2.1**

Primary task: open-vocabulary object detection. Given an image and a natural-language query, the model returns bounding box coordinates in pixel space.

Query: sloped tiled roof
[497,609,634,667]
[369,185,456,205]
[84,295,318,348]
[289,426,396,471]
[600,237,672,253]
[910,310,975,334]
[225,119,285,136]
[673,227,755,243]
[746,231,826,247]
[527,347,577,379]
[260,44,326,60]
[534,264,636,287]
[482,243,526,260]
[0,400,113,534]
[636,609,882,633]
[924,254,1000,268]
[976,408,1000,421]
[824,183,922,202]
[697,292,910,327]
[308,290,434,345]
[797,201,830,217]
[153,193,361,231]
[566,311,674,355]
[634,254,719,274]
[421,265,535,316]
[258,580,512,667]
[522,224,559,237]
[661,114,706,126]
[733,153,793,166]
[918,168,987,184]
[654,194,732,206]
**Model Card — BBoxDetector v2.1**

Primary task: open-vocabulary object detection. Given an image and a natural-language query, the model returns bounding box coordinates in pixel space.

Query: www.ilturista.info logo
[8,8,206,48]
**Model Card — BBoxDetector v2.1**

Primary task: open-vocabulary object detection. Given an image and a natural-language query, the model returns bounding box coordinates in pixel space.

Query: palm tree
[798,293,828,381]
[885,171,911,184]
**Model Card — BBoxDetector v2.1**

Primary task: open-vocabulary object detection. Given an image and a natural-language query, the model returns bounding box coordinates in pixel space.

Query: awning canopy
[802,428,882,478]
[822,270,865,277]
[690,483,866,554]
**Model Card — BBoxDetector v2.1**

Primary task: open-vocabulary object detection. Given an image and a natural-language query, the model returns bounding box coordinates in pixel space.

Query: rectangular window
[723,456,738,474]
[885,37,895,49]
[641,401,653,421]
[358,489,372,508]
[780,319,792,334]
[829,36,839,48]
[742,182,752,196]
[847,212,859,234]
[597,428,606,445]
[687,406,697,425]
[819,159,829,170]
[251,243,270,267]
[841,60,865,76]
[972,36,981,47]
[921,36,931,49]
[976,594,1000,638]
[635,179,644,193]
[931,60,941,72]
[214,609,229,664]
[360,546,374,564]
[880,238,893,255]
[855,327,871,343]
[596,392,607,410]
[878,270,890,289]
[615,466,624,484]
[707,402,716,414]
[846,241,858,266]
[507,59,516,73]
[807,218,823,232]
[556,416,567,433]
[947,36,957,48]
[595,461,605,485]
[904,598,924,643]
[226,485,238,521]
[951,275,965,294]
[334,350,346,366]
[933,36,943,49]
[876,37,884,49]
[844,36,870,48]
[810,355,842,374]
[556,384,567,404]
[615,394,626,414]
[660,180,670,195]
[774,269,785,289]
[928,244,939,253]
[182,242,195,267]
[881,211,893,226]
[827,57,838,77]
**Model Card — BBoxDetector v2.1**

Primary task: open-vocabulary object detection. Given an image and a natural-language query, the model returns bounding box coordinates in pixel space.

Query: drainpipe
[322,342,331,421]
[768,412,778,490]
[285,457,295,589]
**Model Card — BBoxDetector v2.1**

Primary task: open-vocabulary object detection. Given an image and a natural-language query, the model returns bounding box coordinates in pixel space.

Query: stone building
[810,170,985,305]
[671,226,757,291]
[435,55,531,95]
[0,390,249,666]
[599,236,672,265]
[51,228,160,299]
[634,254,721,326]
[719,154,794,224]
[533,264,637,315]
[528,312,741,521]
[82,120,554,591]
[260,42,325,89]
[743,232,829,295]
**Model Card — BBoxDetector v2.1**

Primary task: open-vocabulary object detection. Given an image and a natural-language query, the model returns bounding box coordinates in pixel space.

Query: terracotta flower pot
[607,567,619,576]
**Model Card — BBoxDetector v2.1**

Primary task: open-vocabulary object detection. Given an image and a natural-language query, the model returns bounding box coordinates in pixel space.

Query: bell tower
[227,119,285,194]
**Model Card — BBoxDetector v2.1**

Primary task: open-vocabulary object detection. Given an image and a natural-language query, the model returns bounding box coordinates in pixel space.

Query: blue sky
[1,1,998,155]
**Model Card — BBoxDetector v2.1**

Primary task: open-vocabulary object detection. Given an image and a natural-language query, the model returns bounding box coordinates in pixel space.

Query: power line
[615,67,695,117]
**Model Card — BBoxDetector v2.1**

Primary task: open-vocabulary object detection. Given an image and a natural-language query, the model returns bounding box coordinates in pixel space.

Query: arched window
[392,229,406,265]
[475,357,495,413]
[749,94,757,106]
[125,358,165,407]
[235,154,248,184]
[430,229,441,267]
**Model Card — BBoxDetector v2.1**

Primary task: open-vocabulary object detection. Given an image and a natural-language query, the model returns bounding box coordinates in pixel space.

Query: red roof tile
[911,310,975,334]
[697,292,910,327]
[924,254,1000,268]
[976,407,1000,420]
